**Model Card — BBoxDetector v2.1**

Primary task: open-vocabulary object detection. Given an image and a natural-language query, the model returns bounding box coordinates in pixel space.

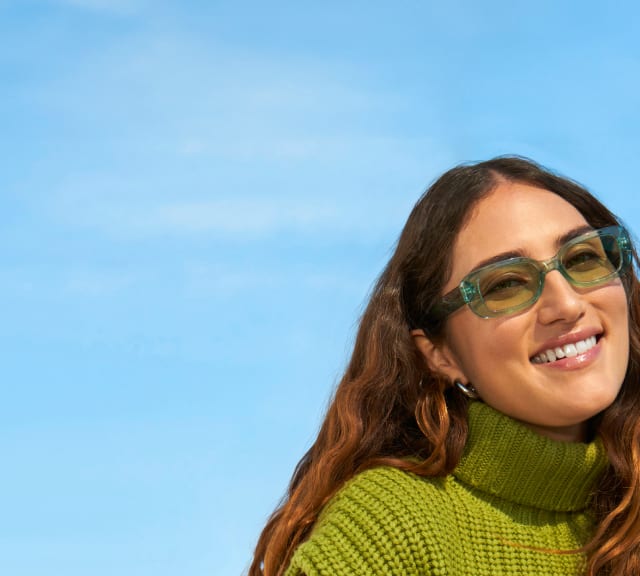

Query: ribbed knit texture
[285,402,609,575]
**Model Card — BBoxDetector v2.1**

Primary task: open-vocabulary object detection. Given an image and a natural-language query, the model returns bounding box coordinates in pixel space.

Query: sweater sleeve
[284,467,433,576]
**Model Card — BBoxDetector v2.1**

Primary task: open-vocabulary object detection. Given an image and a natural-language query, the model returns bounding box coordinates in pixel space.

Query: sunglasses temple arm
[427,290,466,323]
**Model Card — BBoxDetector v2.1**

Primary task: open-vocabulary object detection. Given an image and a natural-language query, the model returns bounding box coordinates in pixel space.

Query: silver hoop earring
[454,380,480,400]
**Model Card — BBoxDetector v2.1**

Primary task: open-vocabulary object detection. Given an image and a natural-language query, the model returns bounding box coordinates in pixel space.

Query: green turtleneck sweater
[285,402,608,575]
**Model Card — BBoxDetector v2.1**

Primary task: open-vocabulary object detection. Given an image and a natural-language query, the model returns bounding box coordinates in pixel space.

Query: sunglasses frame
[429,225,632,320]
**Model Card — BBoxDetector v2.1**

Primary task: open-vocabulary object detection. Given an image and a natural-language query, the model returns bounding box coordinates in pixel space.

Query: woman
[250,157,640,575]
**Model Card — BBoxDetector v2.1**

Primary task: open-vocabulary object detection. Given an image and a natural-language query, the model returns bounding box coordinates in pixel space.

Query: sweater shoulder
[285,466,447,576]
[321,465,442,519]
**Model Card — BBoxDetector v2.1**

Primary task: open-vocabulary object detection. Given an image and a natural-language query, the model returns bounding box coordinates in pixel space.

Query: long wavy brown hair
[249,156,640,576]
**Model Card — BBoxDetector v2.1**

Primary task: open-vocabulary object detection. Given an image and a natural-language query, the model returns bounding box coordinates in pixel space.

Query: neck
[520,419,589,443]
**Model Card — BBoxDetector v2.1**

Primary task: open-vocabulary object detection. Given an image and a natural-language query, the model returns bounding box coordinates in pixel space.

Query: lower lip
[533,339,602,370]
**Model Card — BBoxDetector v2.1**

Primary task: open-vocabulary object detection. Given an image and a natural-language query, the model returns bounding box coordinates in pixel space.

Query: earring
[454,379,480,400]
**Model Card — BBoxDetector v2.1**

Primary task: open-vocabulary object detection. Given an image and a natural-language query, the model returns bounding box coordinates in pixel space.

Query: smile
[530,336,598,364]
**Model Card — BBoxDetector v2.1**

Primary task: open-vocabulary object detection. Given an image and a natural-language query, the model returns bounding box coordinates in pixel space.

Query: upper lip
[530,328,602,359]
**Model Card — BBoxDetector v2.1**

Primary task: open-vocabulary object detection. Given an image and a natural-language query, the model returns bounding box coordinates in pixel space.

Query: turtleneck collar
[453,402,609,512]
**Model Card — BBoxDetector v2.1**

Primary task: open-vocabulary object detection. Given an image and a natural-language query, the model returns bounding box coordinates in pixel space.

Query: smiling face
[417,181,630,442]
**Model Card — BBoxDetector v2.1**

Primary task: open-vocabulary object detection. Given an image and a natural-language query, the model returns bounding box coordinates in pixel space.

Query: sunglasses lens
[562,233,621,284]
[474,262,541,316]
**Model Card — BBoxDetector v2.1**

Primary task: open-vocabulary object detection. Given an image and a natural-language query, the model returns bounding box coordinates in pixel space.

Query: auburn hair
[249,156,640,575]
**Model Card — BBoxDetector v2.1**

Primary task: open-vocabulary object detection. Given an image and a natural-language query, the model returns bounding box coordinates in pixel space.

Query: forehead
[448,182,589,284]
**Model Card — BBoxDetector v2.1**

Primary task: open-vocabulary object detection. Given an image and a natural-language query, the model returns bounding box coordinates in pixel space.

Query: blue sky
[3,1,640,575]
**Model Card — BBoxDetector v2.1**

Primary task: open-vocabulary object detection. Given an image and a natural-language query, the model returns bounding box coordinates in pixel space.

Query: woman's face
[418,181,629,442]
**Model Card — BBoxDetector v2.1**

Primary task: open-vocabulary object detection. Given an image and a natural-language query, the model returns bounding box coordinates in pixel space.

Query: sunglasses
[429,225,632,320]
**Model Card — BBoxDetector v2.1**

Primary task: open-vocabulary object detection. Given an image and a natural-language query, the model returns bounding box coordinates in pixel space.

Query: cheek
[604,283,630,335]
[446,315,525,381]
[611,290,630,364]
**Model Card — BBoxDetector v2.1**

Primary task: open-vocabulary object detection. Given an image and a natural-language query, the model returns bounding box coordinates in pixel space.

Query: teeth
[531,336,598,364]
[564,343,578,357]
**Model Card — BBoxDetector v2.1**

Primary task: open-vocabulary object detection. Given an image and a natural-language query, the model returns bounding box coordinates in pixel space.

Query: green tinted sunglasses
[429,225,632,320]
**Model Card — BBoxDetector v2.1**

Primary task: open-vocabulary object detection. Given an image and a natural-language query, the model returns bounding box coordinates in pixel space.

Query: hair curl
[249,156,640,575]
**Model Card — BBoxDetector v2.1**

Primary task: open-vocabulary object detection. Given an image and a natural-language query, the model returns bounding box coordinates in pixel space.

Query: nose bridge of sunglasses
[540,254,563,276]
[536,256,579,295]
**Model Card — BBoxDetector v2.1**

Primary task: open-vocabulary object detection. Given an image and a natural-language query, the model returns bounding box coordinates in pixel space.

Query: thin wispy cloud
[23,21,451,246]
[48,157,430,240]
[29,23,422,157]
[52,0,141,15]
[31,27,441,239]
[64,268,136,296]
[50,188,410,239]
[151,200,339,235]
[183,262,372,304]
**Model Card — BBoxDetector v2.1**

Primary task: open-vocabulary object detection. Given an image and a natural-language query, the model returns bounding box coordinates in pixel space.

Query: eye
[481,273,530,298]
[564,245,605,271]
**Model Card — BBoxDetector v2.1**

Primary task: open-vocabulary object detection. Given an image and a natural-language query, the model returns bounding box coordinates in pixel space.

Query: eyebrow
[467,224,596,273]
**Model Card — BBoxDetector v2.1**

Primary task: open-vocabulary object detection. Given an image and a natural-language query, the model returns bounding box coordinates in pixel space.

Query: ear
[411,328,465,382]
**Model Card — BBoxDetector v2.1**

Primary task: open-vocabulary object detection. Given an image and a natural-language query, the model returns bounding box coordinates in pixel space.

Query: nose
[536,269,586,325]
